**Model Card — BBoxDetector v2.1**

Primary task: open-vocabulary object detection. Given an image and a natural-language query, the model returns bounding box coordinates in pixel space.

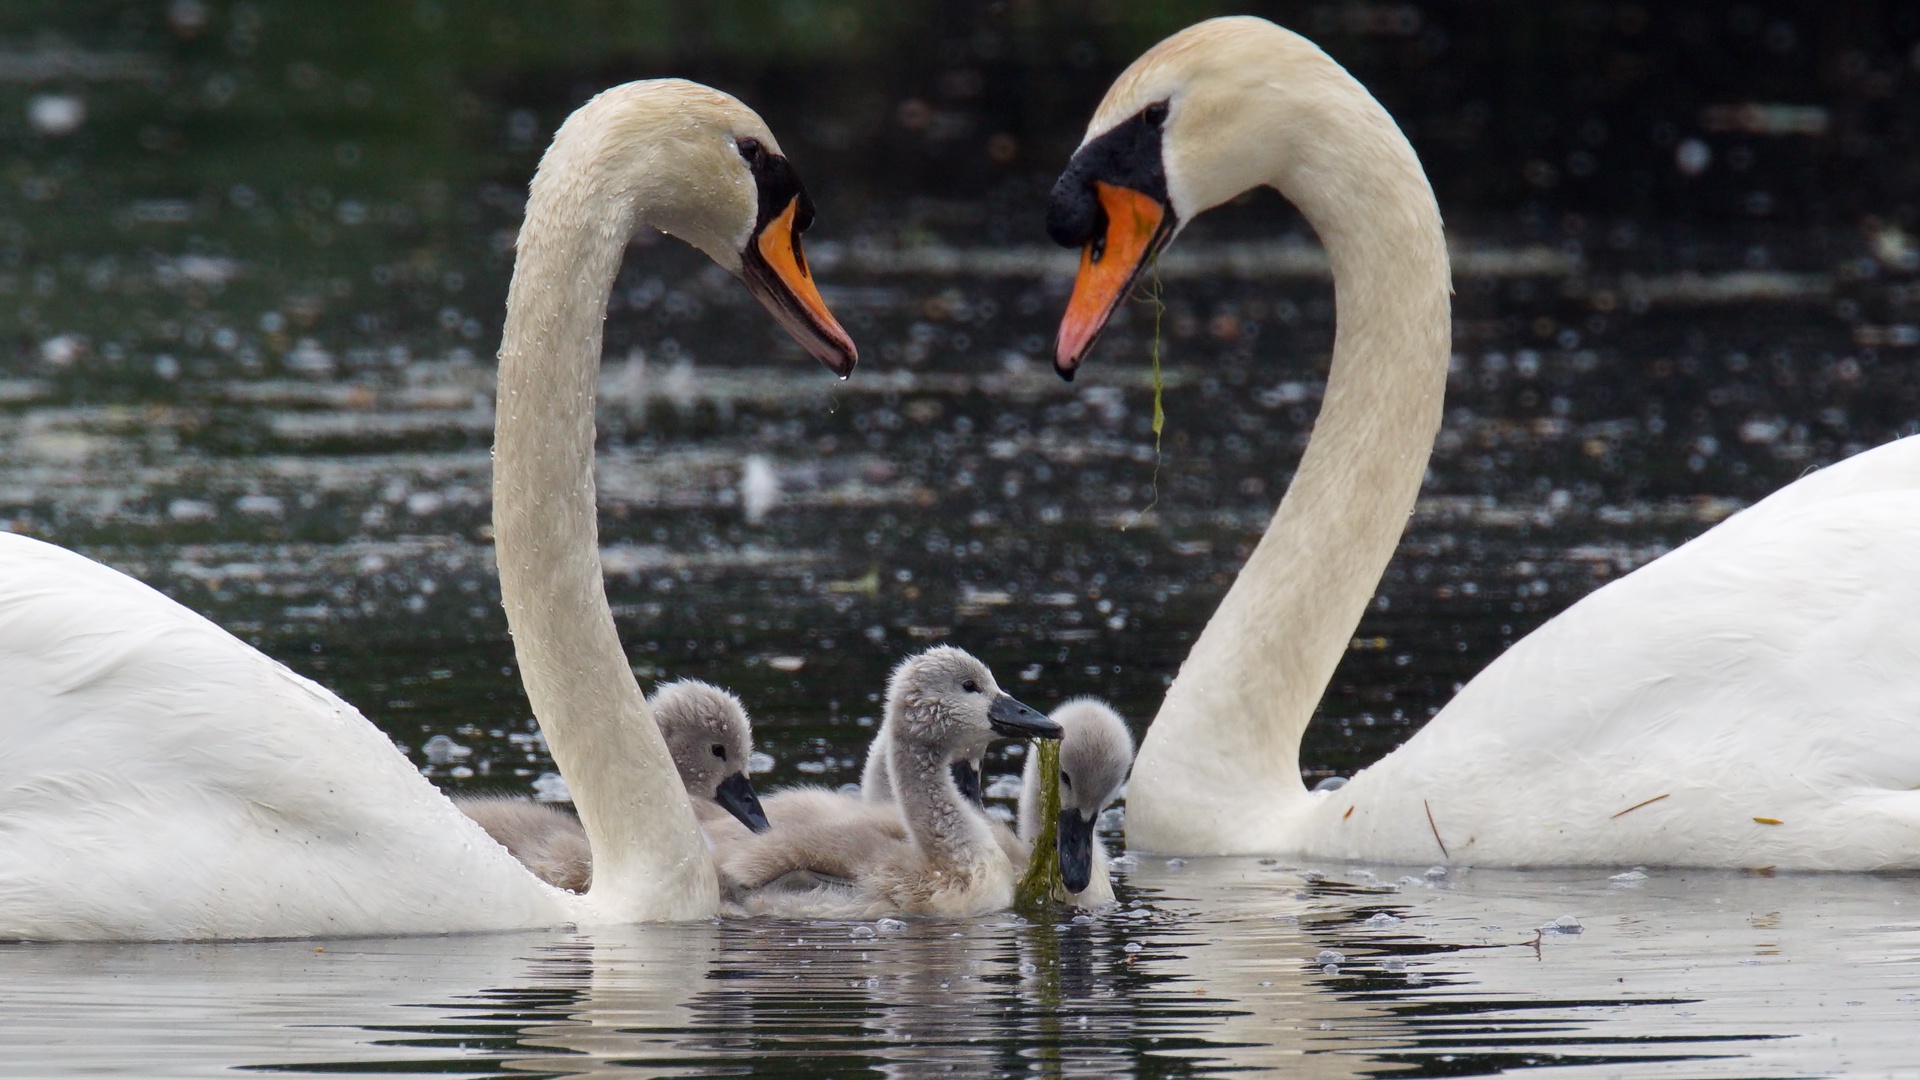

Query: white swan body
[0,79,855,940]
[0,534,570,939]
[1048,17,1920,868]
[719,647,1058,918]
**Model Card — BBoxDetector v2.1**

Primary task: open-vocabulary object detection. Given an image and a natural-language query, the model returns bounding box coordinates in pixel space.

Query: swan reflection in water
[6,861,1914,1077]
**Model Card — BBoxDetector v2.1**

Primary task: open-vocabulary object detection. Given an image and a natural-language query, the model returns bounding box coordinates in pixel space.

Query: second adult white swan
[0,80,855,939]
[1047,17,1920,869]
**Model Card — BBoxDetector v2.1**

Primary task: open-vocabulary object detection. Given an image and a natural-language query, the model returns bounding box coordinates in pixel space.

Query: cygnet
[720,646,1058,918]
[1019,698,1134,906]
[459,678,771,891]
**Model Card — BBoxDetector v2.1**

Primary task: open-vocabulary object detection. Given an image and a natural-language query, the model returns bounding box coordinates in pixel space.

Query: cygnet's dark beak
[950,759,985,807]
[713,772,771,833]
[988,694,1062,739]
[1057,807,1098,894]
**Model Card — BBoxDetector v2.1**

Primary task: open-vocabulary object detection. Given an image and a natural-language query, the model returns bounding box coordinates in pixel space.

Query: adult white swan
[0,80,856,940]
[1047,17,1920,869]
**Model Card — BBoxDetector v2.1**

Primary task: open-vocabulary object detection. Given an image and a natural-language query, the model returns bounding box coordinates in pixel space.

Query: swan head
[1045,16,1339,376]
[886,646,1061,757]
[1049,699,1135,893]
[648,679,771,833]
[545,79,857,376]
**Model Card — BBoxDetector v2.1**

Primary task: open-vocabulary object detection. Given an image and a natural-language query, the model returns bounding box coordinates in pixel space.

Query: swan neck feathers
[1120,19,1452,853]
[494,80,774,917]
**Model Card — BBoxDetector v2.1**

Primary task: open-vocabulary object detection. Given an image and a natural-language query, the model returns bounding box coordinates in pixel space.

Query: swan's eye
[1143,100,1169,126]
[1060,770,1073,789]
[961,679,980,694]
[711,744,727,761]
[737,136,763,161]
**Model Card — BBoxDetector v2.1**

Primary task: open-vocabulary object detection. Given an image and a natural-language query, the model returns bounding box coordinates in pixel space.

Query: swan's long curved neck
[1128,67,1451,854]
[889,735,986,870]
[495,110,716,916]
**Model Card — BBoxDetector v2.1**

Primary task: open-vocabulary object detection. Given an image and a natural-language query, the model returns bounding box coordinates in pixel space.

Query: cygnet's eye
[961,679,980,694]
[1060,770,1073,789]
[711,744,728,760]
[1143,100,1169,126]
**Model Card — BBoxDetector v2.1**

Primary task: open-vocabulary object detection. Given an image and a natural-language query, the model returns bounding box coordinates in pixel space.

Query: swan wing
[0,534,570,940]
[1329,437,1920,869]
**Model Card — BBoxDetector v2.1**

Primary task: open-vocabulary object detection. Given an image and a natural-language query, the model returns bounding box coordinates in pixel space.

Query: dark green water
[5,2,1920,1074]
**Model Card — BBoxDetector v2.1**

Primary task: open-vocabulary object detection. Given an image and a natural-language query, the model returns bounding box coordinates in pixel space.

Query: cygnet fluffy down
[1020,698,1134,906]
[458,678,770,891]
[719,646,1058,918]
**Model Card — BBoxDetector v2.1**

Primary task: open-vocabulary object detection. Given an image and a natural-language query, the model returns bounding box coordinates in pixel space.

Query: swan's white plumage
[0,78,851,939]
[1079,18,1920,868]
[0,533,570,940]
[1308,442,1920,868]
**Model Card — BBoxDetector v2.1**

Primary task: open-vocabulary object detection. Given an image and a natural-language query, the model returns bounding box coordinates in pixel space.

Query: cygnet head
[534,79,856,375]
[886,646,1061,754]
[648,679,770,833]
[1051,699,1135,894]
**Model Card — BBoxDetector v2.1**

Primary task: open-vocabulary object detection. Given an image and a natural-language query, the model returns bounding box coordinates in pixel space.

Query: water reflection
[5,862,1914,1077]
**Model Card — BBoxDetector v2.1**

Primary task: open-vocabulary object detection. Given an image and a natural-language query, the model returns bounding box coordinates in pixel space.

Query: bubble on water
[1424,865,1449,879]
[748,751,775,773]
[1164,858,1186,870]
[1122,941,1142,953]
[1365,912,1401,928]
[1675,138,1712,176]
[449,765,473,779]
[284,338,335,377]
[28,94,85,136]
[168,498,216,522]
[1321,964,1339,975]
[875,917,907,933]
[1405,972,1424,985]
[1610,869,1649,885]
[405,491,445,516]
[422,734,472,765]
[1539,914,1583,935]
[796,761,828,775]
[531,771,571,802]
[1018,962,1037,975]
[1272,914,1298,924]
[984,774,1022,799]
[39,334,86,368]
[741,455,779,524]
[1315,950,1345,965]
[1097,806,1125,832]
[235,494,285,518]
[1108,854,1137,872]
[1311,776,1348,792]
[767,656,805,672]
[1383,958,1406,972]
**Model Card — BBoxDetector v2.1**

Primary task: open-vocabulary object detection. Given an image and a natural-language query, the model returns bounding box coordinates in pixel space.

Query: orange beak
[744,196,858,377]
[1054,182,1169,379]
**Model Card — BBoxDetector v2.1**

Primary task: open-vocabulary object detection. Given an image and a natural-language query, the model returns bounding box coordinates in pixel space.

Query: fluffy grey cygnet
[719,646,1058,918]
[459,679,771,892]
[1020,698,1134,906]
